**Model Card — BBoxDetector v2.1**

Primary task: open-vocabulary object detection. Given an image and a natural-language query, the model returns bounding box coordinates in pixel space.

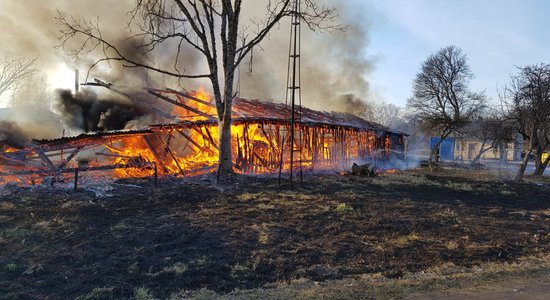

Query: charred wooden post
[33,147,59,182]
[73,168,79,191]
[178,131,202,151]
[193,126,218,150]
[204,126,218,149]
[142,135,167,173]
[153,162,158,187]
[278,135,286,187]
[57,147,82,173]
[148,90,215,120]
[153,133,184,176]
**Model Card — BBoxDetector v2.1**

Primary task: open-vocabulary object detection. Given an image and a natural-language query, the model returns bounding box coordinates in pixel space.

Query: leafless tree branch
[0,56,38,98]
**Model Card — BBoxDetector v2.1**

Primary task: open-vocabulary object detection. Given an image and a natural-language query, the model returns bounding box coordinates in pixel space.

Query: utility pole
[286,0,302,182]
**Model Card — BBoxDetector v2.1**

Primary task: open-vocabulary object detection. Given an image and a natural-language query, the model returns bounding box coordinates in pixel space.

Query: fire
[172,86,216,121]
[107,88,221,178]
[380,168,399,175]
[0,147,45,185]
[1,86,404,184]
[105,138,156,178]
[106,87,292,178]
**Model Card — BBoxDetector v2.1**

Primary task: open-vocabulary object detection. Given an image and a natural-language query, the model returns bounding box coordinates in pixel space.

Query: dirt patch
[1,169,549,299]
[406,271,550,300]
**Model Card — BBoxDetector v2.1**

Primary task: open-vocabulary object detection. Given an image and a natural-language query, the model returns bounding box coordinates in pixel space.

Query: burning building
[0,80,406,185]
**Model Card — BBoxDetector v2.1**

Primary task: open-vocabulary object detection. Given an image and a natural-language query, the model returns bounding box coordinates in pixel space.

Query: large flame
[109,88,222,178]
[1,87,390,183]
[107,87,295,178]
[103,88,390,177]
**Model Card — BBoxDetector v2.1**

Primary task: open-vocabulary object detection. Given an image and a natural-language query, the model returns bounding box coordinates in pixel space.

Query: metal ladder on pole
[285,0,303,183]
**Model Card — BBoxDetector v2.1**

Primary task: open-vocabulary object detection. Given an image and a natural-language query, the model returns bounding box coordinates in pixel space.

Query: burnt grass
[1,168,550,299]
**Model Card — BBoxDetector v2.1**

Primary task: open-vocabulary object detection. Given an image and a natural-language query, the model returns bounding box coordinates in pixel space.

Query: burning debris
[1,82,407,186]
[351,163,377,177]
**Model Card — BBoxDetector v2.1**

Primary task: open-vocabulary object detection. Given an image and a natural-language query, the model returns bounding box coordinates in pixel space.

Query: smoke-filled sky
[1,0,550,109]
[0,0,375,113]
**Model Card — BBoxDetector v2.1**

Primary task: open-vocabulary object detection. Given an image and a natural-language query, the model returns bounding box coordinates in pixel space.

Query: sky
[361,0,550,106]
[2,0,550,109]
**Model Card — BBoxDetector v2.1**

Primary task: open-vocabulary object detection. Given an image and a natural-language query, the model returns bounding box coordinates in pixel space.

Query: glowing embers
[103,127,220,179]
[104,137,156,178]
[379,168,399,175]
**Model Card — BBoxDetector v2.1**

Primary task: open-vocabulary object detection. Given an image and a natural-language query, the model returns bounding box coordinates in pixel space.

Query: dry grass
[386,233,422,247]
[445,240,460,250]
[0,201,15,209]
[170,255,550,300]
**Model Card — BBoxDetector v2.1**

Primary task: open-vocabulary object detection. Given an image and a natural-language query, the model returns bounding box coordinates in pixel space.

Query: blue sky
[359,0,550,106]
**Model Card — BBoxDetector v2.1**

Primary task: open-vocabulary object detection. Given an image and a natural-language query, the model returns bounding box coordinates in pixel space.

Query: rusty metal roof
[232,98,395,132]
[33,129,154,148]
[82,81,406,134]
[38,83,408,146]
[147,92,406,134]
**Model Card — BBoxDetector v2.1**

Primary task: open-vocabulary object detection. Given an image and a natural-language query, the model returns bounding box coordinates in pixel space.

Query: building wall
[454,139,519,162]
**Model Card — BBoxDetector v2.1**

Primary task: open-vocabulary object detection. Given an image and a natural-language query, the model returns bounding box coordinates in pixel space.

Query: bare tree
[370,102,403,129]
[57,0,337,177]
[503,64,550,180]
[10,73,52,109]
[0,57,38,101]
[408,45,486,169]
[461,111,516,166]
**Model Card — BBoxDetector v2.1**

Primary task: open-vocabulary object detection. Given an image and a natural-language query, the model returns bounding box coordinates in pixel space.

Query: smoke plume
[0,1,133,77]
[0,121,31,146]
[55,88,147,132]
[239,0,375,113]
[1,0,375,115]
[0,106,63,145]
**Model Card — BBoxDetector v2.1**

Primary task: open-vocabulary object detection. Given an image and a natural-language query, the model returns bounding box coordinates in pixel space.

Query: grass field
[1,167,549,299]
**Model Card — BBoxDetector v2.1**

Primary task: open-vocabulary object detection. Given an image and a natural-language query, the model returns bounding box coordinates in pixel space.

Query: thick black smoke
[54,88,146,132]
[0,121,31,146]
[339,94,369,115]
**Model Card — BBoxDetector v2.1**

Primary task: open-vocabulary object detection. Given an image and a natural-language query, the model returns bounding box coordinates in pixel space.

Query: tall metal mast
[285,0,302,182]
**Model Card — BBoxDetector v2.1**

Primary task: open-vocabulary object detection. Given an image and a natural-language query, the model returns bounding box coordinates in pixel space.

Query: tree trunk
[428,138,445,171]
[216,56,236,177]
[471,145,493,165]
[217,73,235,177]
[515,148,532,181]
[428,131,453,170]
[218,118,233,175]
[533,153,550,176]
[533,150,542,175]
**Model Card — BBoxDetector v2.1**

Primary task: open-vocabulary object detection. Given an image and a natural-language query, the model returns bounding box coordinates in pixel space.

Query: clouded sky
[361,0,550,106]
[2,0,550,109]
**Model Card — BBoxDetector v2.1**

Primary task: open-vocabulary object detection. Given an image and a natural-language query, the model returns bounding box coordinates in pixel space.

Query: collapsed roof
[79,79,406,136]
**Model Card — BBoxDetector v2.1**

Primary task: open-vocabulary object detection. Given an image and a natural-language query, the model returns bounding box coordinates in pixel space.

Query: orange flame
[109,88,221,178]
[0,87,387,184]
